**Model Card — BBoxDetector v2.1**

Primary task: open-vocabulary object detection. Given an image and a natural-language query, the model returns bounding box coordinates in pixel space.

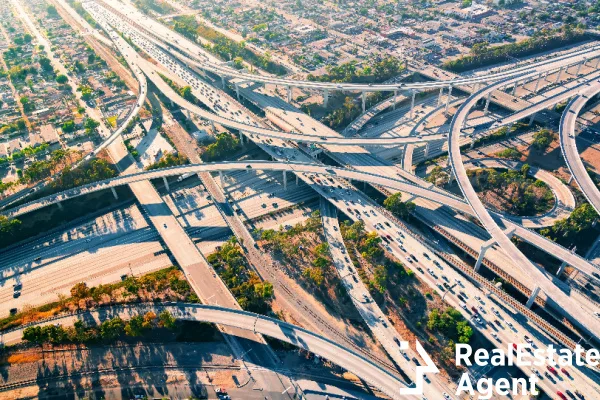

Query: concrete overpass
[559,81,600,217]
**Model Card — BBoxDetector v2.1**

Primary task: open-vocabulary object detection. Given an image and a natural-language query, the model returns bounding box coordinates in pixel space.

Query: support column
[296,175,299,185]
[283,170,287,190]
[596,57,600,69]
[210,120,216,131]
[526,286,541,308]
[324,89,329,108]
[239,131,244,144]
[425,142,430,158]
[470,137,475,149]
[437,87,444,107]
[57,201,63,210]
[219,171,223,184]
[410,89,416,119]
[475,241,494,272]
[555,67,563,83]
[111,187,118,200]
[556,261,568,277]
[186,109,191,120]
[287,86,292,103]
[162,176,170,192]
[576,59,586,75]
[221,76,225,88]
[533,73,542,93]
[483,92,491,115]
[235,83,240,101]
[393,90,397,110]
[511,81,518,96]
[528,113,536,126]
[361,91,366,113]
[445,85,453,113]
[568,175,574,184]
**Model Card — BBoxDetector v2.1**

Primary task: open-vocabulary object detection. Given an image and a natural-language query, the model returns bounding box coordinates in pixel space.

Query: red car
[547,365,558,375]
[557,391,567,400]
[560,368,570,378]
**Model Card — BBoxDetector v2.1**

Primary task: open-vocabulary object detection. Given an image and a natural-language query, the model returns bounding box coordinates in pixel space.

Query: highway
[0,303,408,400]
[448,71,600,343]
[99,0,600,93]
[559,80,600,216]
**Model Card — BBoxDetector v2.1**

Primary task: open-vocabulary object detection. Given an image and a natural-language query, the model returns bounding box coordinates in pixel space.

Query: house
[39,124,59,144]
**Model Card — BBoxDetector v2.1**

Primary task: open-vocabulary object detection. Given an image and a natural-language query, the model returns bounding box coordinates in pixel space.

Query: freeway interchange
[3,0,600,399]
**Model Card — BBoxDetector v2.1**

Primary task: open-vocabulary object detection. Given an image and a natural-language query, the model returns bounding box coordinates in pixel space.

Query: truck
[177,172,194,182]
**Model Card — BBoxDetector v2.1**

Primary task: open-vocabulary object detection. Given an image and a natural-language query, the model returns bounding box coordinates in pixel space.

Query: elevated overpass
[449,73,600,344]
[0,303,409,400]
[559,81,600,216]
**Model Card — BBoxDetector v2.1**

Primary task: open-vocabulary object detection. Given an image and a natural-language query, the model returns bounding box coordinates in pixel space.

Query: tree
[532,128,555,151]
[47,5,58,15]
[70,282,90,299]
[39,57,53,72]
[56,74,68,84]
[62,120,75,133]
[383,193,416,219]
[158,310,176,329]
[100,317,125,340]
[124,315,145,336]
[84,118,100,134]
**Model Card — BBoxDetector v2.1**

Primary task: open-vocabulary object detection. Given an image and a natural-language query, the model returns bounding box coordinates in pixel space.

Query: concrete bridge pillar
[475,240,494,272]
[483,92,491,115]
[555,67,563,83]
[287,86,292,103]
[221,76,225,88]
[361,91,366,113]
[568,175,574,184]
[424,142,430,157]
[437,87,444,107]
[410,89,416,119]
[239,131,244,144]
[210,120,216,131]
[235,83,240,101]
[596,57,600,69]
[57,201,63,210]
[556,261,567,277]
[324,89,329,108]
[528,113,536,126]
[283,170,287,190]
[533,73,542,93]
[111,187,118,200]
[163,176,170,191]
[511,81,518,96]
[393,90,397,110]
[219,170,223,184]
[296,174,299,185]
[576,58,586,75]
[526,286,541,308]
[445,85,453,113]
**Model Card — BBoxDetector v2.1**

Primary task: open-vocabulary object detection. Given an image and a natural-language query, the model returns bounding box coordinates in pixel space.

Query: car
[416,267,424,273]
[163,223,168,228]
[471,306,478,314]
[560,368,571,378]
[13,283,22,291]
[13,291,20,298]
[557,391,567,400]
[532,368,542,378]
[394,337,401,346]
[460,302,467,310]
[422,252,430,260]
[363,294,370,302]
[490,332,499,340]
[352,275,359,283]
[9,308,17,315]
[443,393,451,400]
[547,365,558,375]
[478,305,485,313]
[412,357,420,366]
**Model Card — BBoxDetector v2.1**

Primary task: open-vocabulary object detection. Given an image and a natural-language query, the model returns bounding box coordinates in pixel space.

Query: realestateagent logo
[454,343,599,399]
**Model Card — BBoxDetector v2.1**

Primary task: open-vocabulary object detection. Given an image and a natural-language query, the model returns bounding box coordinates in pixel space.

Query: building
[39,124,59,144]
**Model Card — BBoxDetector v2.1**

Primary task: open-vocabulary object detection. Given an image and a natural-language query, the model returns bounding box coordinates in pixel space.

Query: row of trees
[145,152,189,171]
[467,166,554,216]
[444,25,588,72]
[307,57,404,84]
[207,238,274,314]
[427,307,474,345]
[540,203,598,247]
[171,15,287,76]
[201,132,240,161]
[383,193,416,220]
[22,311,176,345]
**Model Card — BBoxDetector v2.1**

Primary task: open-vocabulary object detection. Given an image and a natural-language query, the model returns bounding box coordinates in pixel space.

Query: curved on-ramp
[1,303,407,400]
[463,158,575,228]
[449,73,600,343]
[559,80,600,216]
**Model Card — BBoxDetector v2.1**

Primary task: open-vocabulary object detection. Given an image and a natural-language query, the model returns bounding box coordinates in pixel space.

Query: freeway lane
[449,73,600,344]
[0,303,409,400]
[559,80,600,217]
